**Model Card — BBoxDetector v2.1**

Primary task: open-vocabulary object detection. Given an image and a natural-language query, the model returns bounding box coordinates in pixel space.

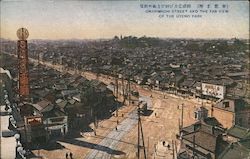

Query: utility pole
[137,105,146,159]
[113,73,116,96]
[128,71,131,105]
[192,135,196,159]
[138,109,140,159]
[115,72,118,98]
[211,104,214,117]
[37,51,40,85]
[147,136,149,159]
[122,75,125,102]
[116,98,118,117]
[125,78,128,103]
[178,118,181,134]
[175,140,178,157]
[112,68,118,98]
[172,140,175,159]
[181,103,184,130]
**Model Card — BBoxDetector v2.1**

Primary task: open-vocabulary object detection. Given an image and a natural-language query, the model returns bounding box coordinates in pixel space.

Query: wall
[212,107,234,129]
[235,110,250,128]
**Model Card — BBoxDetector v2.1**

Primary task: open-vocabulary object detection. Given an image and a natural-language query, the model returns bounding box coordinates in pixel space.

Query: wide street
[85,108,138,159]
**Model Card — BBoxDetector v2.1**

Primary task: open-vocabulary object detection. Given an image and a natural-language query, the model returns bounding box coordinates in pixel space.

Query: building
[218,125,250,159]
[44,114,68,138]
[194,106,209,121]
[212,98,250,129]
[24,115,47,144]
[178,117,228,159]
[226,125,250,142]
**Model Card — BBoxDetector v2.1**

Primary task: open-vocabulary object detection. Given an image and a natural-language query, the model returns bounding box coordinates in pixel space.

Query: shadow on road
[58,138,125,155]
[27,141,65,151]
[91,134,137,147]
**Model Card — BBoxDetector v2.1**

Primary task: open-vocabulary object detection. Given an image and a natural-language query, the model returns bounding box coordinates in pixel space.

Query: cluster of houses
[173,92,250,158]
[1,54,117,150]
[178,117,250,159]
[2,38,249,101]
[1,37,249,158]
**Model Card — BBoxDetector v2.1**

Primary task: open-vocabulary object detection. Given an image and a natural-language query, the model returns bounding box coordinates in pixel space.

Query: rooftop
[227,125,250,140]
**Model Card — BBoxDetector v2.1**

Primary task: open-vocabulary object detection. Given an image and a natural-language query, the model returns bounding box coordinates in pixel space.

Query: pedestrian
[167,144,170,150]
[117,120,119,125]
[155,112,157,117]
[115,127,118,131]
[69,152,73,159]
[66,152,68,159]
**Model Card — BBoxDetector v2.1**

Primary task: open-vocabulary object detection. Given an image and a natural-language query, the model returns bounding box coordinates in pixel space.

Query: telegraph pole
[192,135,196,159]
[122,75,125,102]
[172,140,175,159]
[115,72,118,98]
[36,50,41,85]
[137,105,146,159]
[128,71,131,105]
[175,140,178,157]
[181,103,184,129]
[138,109,140,159]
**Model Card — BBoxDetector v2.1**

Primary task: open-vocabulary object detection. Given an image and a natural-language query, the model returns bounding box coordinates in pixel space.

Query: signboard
[25,116,43,126]
[45,116,67,125]
[201,83,225,99]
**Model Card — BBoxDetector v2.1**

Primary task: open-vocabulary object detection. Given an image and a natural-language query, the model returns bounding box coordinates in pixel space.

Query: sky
[1,0,249,40]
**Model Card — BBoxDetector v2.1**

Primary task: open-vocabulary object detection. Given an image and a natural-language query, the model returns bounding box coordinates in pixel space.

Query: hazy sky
[1,0,249,40]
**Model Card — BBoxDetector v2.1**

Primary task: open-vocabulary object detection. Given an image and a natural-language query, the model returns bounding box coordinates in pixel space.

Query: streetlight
[4,94,8,99]
[7,108,12,116]
[15,133,21,158]
[17,146,23,153]
[5,99,10,105]
[17,146,26,159]
[14,133,20,145]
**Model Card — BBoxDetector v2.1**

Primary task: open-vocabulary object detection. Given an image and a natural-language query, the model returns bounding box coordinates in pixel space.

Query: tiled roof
[57,100,68,109]
[218,142,250,159]
[203,117,222,127]
[227,125,250,140]
[36,100,51,109]
[182,131,217,153]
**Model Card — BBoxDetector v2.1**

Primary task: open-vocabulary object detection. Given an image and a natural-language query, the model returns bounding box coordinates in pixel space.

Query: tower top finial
[17,28,29,40]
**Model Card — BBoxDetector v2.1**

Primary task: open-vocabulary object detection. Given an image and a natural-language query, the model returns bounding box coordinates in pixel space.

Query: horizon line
[1,36,249,41]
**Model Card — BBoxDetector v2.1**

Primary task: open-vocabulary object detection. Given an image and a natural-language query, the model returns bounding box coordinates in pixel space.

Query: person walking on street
[66,152,68,159]
[69,152,73,159]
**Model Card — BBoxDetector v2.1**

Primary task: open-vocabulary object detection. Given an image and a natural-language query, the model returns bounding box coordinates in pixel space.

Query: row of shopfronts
[24,115,68,144]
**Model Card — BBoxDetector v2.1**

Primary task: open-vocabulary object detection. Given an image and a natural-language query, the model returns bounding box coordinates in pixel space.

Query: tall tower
[17,28,30,98]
